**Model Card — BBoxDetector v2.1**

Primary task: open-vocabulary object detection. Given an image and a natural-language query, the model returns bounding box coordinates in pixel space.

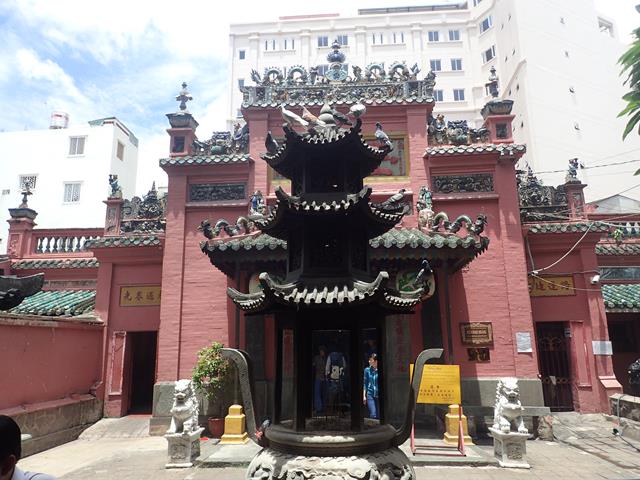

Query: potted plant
[191,341,231,438]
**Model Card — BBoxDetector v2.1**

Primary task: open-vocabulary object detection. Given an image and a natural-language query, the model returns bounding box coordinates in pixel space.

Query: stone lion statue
[167,379,199,434]
[493,377,528,434]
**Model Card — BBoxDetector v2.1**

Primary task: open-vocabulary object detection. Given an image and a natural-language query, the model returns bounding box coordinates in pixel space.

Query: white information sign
[516,332,533,353]
[592,340,613,355]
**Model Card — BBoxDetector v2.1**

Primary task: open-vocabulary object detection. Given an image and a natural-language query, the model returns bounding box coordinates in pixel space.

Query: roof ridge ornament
[175,82,193,113]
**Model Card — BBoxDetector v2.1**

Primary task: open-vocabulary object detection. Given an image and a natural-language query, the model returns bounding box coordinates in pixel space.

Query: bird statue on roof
[281,105,309,129]
[198,219,215,240]
[301,106,327,130]
[349,103,366,118]
[330,107,352,127]
[375,122,393,150]
[470,214,488,235]
[265,131,279,154]
[414,259,433,286]
[250,69,262,84]
[379,188,406,208]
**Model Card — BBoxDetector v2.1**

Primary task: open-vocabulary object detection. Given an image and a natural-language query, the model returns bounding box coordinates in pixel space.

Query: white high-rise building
[228,0,640,201]
[0,115,139,252]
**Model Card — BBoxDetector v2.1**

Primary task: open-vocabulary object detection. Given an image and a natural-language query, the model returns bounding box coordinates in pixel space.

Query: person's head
[368,353,379,369]
[318,345,326,356]
[0,415,21,480]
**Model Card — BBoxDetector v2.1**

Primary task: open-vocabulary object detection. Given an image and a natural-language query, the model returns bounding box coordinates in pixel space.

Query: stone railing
[31,228,103,255]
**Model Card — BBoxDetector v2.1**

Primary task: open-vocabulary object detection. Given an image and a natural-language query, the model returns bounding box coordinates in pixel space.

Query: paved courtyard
[18,415,640,480]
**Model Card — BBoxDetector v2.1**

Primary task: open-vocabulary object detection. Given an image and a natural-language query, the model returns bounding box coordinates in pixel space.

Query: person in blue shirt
[363,353,380,419]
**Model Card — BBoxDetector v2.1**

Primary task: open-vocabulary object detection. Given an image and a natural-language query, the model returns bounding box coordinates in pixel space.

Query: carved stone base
[165,427,204,468]
[246,446,415,479]
[489,427,530,469]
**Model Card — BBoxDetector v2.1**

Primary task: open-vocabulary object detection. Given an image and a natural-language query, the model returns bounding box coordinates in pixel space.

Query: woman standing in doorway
[363,353,379,419]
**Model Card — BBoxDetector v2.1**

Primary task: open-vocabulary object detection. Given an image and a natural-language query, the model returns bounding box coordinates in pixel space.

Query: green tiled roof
[159,154,251,167]
[84,235,163,249]
[602,284,640,312]
[12,258,99,270]
[205,228,487,254]
[527,222,610,234]
[425,144,526,157]
[8,290,96,316]
[596,243,640,256]
[369,228,488,250]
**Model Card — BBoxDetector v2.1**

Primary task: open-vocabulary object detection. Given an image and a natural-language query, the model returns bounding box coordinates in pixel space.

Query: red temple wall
[0,317,103,411]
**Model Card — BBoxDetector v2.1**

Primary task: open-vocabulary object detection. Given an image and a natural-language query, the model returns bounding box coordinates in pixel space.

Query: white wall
[0,119,138,252]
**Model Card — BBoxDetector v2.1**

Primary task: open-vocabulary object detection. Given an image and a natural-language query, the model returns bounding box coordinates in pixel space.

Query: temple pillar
[7,200,37,259]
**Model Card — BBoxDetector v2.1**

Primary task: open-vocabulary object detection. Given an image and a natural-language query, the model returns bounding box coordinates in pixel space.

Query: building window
[434,89,443,102]
[479,15,493,34]
[116,140,125,161]
[448,29,460,41]
[283,38,295,50]
[473,0,482,5]
[429,59,442,71]
[336,34,348,46]
[264,39,276,51]
[238,78,245,89]
[451,58,463,71]
[428,31,439,42]
[482,45,496,63]
[598,18,614,37]
[239,49,246,60]
[68,136,86,156]
[63,182,81,203]
[392,32,405,44]
[453,89,465,101]
[372,33,384,44]
[19,175,37,191]
[317,36,329,47]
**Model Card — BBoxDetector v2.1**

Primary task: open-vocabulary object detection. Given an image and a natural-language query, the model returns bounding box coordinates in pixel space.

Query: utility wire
[529,223,595,274]
[531,158,640,175]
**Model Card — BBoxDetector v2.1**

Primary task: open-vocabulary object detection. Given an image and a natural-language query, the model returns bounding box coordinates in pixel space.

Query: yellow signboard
[528,275,575,297]
[120,285,162,306]
[410,364,461,405]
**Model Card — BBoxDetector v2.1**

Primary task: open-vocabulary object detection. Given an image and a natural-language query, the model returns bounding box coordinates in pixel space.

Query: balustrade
[31,229,102,255]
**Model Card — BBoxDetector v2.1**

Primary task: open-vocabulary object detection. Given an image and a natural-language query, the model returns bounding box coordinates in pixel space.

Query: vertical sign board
[410,364,461,404]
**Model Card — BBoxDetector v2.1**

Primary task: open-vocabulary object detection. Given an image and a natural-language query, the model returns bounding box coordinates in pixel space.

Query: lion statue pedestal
[489,378,530,469]
[165,379,204,468]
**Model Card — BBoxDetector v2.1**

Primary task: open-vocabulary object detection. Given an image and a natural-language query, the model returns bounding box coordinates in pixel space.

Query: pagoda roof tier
[255,186,407,240]
[227,271,425,314]
[202,228,488,276]
[262,118,389,180]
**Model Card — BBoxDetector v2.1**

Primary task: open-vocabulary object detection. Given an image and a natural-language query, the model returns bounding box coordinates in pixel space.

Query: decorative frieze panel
[432,174,494,194]
[189,183,246,202]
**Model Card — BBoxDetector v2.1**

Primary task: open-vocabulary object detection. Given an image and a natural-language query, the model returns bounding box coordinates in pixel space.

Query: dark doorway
[128,331,157,414]
[535,322,574,411]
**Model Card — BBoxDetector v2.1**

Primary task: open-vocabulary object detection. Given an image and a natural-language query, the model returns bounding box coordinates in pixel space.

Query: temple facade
[2,47,638,449]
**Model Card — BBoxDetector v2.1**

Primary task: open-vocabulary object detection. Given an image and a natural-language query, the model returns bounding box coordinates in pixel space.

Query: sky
[0,0,638,194]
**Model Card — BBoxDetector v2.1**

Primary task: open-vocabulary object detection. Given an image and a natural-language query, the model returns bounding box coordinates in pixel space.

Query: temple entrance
[535,322,574,411]
[128,331,157,414]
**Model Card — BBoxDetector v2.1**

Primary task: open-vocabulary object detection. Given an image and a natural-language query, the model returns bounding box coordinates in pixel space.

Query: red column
[156,174,188,381]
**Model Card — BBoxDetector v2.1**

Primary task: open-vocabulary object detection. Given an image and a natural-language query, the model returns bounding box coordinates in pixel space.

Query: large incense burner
[214,112,441,479]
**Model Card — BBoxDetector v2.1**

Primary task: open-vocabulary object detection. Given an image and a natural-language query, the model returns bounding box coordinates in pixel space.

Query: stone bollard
[220,404,249,444]
[442,404,474,446]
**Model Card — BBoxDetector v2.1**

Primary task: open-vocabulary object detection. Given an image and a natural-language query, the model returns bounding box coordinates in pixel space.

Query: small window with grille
[63,182,81,203]
[19,175,37,191]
